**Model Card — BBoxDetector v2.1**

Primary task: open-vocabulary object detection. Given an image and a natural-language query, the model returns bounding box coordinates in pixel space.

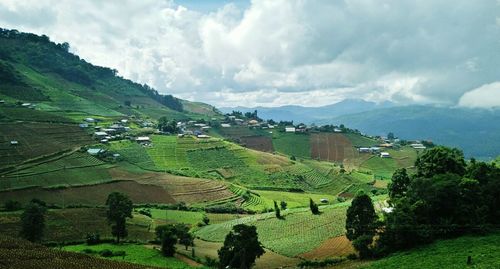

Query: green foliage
[20,202,46,242]
[415,146,466,177]
[345,194,377,258]
[106,192,133,243]
[4,200,21,211]
[161,232,177,257]
[85,232,101,245]
[388,168,410,200]
[218,224,265,269]
[158,116,179,133]
[274,201,281,219]
[280,201,287,210]
[309,198,319,215]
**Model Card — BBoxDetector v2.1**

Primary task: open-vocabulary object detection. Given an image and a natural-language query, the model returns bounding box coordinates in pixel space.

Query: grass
[272,132,311,159]
[343,133,378,147]
[0,237,158,269]
[365,233,500,269]
[0,208,154,243]
[248,190,338,210]
[359,156,398,179]
[146,209,204,226]
[196,204,349,257]
[63,243,200,269]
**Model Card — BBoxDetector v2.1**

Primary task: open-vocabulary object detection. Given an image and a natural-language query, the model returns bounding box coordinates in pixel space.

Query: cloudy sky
[0,0,499,108]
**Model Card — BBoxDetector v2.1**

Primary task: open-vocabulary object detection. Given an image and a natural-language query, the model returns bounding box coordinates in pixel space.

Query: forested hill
[0,28,219,120]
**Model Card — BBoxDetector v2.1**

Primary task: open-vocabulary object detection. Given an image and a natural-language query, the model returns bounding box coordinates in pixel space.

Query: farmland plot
[0,122,93,167]
[240,136,274,152]
[196,205,348,257]
[310,133,358,163]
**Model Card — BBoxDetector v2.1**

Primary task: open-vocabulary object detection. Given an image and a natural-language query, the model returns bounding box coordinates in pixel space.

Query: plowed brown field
[310,133,357,162]
[299,235,355,259]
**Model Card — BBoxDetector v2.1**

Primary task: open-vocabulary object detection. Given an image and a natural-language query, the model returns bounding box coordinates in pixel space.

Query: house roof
[136,136,150,141]
[87,148,103,155]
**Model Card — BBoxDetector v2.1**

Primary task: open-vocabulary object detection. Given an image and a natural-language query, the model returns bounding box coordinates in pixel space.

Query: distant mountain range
[220,99,395,123]
[221,100,500,159]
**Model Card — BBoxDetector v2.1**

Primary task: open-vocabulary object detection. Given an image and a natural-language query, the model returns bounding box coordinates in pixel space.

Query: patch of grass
[196,204,349,257]
[359,156,398,179]
[343,133,378,147]
[272,132,311,159]
[63,243,200,269]
[365,233,500,269]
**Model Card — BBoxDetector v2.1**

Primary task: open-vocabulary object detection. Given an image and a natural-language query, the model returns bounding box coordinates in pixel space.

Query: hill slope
[0,28,218,121]
[326,105,500,159]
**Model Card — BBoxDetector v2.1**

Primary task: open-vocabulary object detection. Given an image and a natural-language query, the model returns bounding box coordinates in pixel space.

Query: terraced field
[0,180,175,206]
[299,235,354,259]
[240,136,274,152]
[0,122,93,168]
[310,133,358,162]
[0,151,113,191]
[196,204,349,257]
[272,132,311,159]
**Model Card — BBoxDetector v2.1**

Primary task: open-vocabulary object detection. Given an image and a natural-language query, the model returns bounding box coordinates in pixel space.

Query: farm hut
[136,136,151,143]
[248,119,259,125]
[411,143,426,149]
[202,126,211,130]
[100,139,109,144]
[94,131,108,138]
[85,117,96,123]
[197,134,211,138]
[21,103,31,107]
[221,123,231,128]
[79,123,89,128]
[359,147,370,153]
[369,147,381,153]
[120,119,128,124]
[178,133,185,138]
[380,143,393,148]
[194,123,207,127]
[380,152,391,158]
[113,153,121,158]
[334,128,342,133]
[10,140,19,146]
[194,130,202,136]
[0,100,5,104]
[87,148,104,155]
[285,127,296,133]
[320,198,329,203]
[268,125,275,129]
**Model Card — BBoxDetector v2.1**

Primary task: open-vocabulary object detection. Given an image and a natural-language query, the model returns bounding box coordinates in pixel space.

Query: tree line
[346,146,500,258]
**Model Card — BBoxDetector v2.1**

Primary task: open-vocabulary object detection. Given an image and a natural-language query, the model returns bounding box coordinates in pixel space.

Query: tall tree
[161,231,177,257]
[218,224,265,269]
[274,201,281,219]
[106,192,133,243]
[388,168,411,200]
[20,202,46,242]
[415,146,466,177]
[346,193,377,258]
[309,198,319,215]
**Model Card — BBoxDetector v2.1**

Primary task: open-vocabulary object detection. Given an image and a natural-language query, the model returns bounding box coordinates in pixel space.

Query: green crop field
[0,208,153,243]
[272,132,311,159]
[145,208,204,226]
[359,156,398,179]
[0,151,113,191]
[63,243,201,269]
[250,190,337,210]
[196,204,348,257]
[343,133,378,147]
[364,233,500,269]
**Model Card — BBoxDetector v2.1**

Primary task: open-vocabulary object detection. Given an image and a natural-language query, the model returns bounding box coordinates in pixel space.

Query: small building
[10,140,19,146]
[380,143,393,148]
[411,143,426,149]
[370,147,381,153]
[136,136,151,143]
[221,123,231,128]
[228,116,236,120]
[85,117,96,123]
[21,103,31,107]
[380,152,391,158]
[120,119,128,124]
[320,198,329,203]
[0,100,5,104]
[194,123,207,127]
[177,133,185,138]
[197,134,210,139]
[87,148,104,155]
[100,139,109,144]
[248,119,259,125]
[268,125,275,129]
[112,153,121,158]
[334,128,342,133]
[359,147,370,153]
[285,127,296,133]
[79,123,89,128]
[201,126,211,130]
[94,131,108,137]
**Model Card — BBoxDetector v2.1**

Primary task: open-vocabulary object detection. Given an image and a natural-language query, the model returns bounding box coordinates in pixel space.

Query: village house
[285,127,296,133]
[87,148,105,155]
[10,140,19,146]
[334,128,342,133]
[221,123,231,128]
[197,134,210,139]
[79,123,89,128]
[411,143,426,149]
[85,117,96,123]
[94,131,108,138]
[135,136,151,144]
[380,152,391,158]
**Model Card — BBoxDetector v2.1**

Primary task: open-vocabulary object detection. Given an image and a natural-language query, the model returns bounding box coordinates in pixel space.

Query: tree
[346,193,377,258]
[158,116,178,133]
[273,201,281,219]
[309,198,319,215]
[161,231,177,257]
[218,224,265,269]
[202,214,210,225]
[388,168,411,200]
[124,100,131,106]
[4,200,21,211]
[387,132,395,140]
[106,192,133,243]
[415,146,466,177]
[20,202,46,242]
[280,201,287,210]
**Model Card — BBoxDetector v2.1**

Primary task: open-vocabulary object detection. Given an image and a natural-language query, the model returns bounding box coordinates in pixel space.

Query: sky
[0,0,499,108]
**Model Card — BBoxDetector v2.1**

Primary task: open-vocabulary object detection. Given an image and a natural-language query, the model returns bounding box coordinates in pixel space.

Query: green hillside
[364,233,500,269]
[0,28,217,122]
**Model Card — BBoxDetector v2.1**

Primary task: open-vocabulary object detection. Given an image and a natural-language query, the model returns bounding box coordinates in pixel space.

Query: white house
[380,152,391,158]
[10,140,19,145]
[87,148,104,155]
[94,131,108,137]
[221,123,231,128]
[197,134,210,138]
[334,128,342,133]
[136,136,151,143]
[359,147,370,153]
[285,127,296,133]
[85,117,96,123]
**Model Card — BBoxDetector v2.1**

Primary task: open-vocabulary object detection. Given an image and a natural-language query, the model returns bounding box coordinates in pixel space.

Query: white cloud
[0,0,498,107]
[458,82,500,108]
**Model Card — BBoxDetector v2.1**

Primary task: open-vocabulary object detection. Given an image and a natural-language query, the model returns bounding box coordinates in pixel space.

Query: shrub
[85,232,100,245]
[4,200,21,211]
[99,249,113,257]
